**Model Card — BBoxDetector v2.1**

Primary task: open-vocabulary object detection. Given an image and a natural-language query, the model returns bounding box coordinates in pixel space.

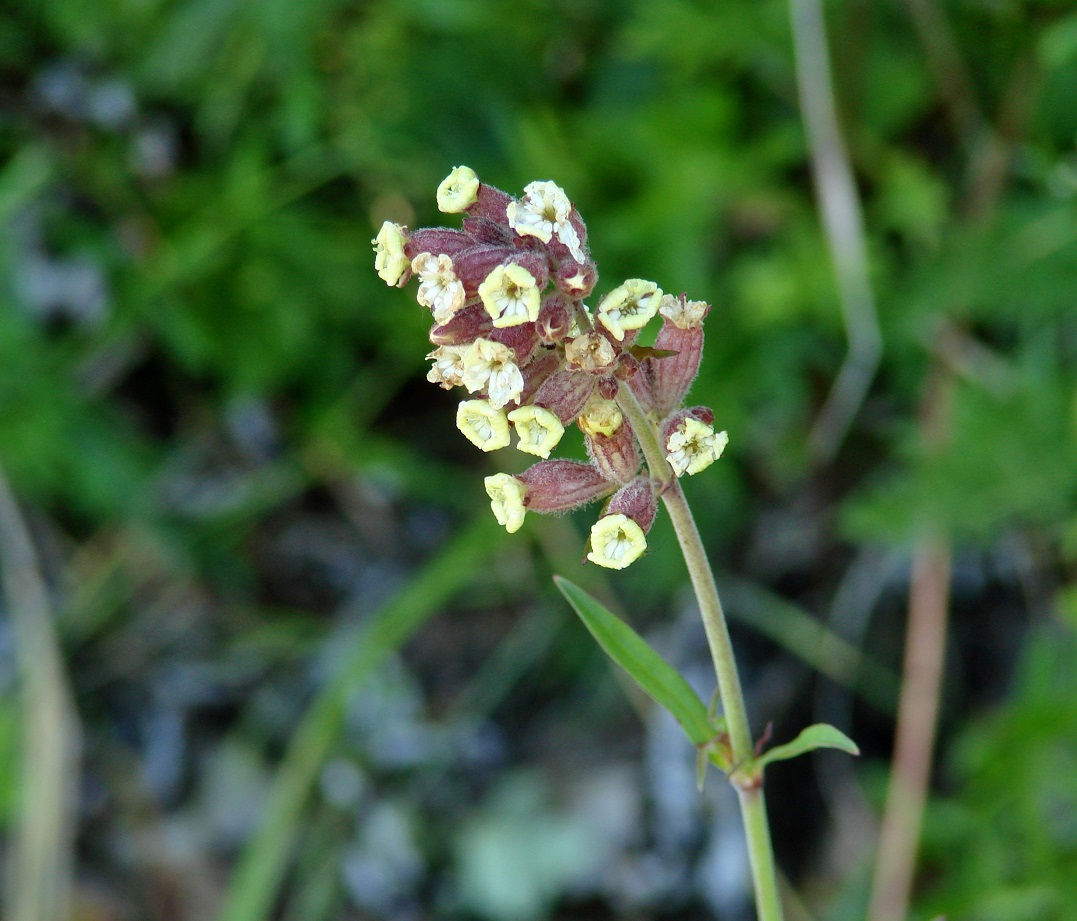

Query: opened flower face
[587,514,647,569]
[666,417,728,477]
[506,180,585,262]
[507,405,565,458]
[478,263,541,328]
[596,279,663,341]
[437,165,480,214]
[375,168,726,568]
[412,253,466,324]
[456,400,511,452]
[461,338,524,409]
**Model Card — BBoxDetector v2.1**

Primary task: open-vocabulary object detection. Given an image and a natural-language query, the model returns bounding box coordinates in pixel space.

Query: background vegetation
[1,0,1076,919]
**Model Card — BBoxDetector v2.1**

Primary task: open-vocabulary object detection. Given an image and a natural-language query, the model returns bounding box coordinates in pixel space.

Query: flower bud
[429,302,493,346]
[651,295,709,415]
[461,216,514,246]
[586,417,642,485]
[533,369,597,423]
[518,351,560,405]
[536,293,573,344]
[626,364,656,413]
[596,375,619,401]
[467,184,514,223]
[554,258,597,299]
[404,227,473,261]
[606,476,658,534]
[490,320,540,366]
[518,460,614,512]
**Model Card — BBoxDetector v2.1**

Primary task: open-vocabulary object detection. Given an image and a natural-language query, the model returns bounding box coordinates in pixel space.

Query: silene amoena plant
[374,167,858,921]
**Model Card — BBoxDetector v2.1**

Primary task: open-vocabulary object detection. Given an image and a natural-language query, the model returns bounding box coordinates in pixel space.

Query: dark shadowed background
[1,1,1076,919]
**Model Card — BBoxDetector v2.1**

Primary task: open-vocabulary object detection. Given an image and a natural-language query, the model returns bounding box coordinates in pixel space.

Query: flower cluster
[373,167,727,569]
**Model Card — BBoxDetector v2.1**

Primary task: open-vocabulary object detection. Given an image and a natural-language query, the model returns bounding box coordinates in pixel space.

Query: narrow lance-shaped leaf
[751,723,860,773]
[554,576,714,746]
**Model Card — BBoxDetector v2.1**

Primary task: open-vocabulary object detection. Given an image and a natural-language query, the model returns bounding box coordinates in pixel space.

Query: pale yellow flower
[506,180,585,262]
[596,279,663,341]
[665,418,728,476]
[461,339,523,408]
[436,166,480,213]
[577,395,623,437]
[372,221,409,286]
[456,400,511,452]
[478,263,541,328]
[587,514,647,569]
[426,345,468,389]
[507,405,565,458]
[484,473,527,534]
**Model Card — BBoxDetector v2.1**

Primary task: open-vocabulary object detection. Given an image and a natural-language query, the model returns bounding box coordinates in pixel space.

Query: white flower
[478,263,541,328]
[436,166,480,213]
[577,395,623,437]
[507,405,565,458]
[587,514,647,569]
[564,332,615,372]
[426,345,468,389]
[456,400,511,452]
[461,338,523,408]
[372,221,409,286]
[484,473,527,533]
[506,180,585,262]
[658,293,709,330]
[412,252,466,324]
[665,418,728,476]
[596,279,663,341]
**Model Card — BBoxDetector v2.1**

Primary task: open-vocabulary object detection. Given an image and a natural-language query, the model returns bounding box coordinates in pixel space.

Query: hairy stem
[617,382,784,921]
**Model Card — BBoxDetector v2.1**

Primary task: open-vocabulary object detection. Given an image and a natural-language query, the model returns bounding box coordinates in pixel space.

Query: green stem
[617,382,784,921]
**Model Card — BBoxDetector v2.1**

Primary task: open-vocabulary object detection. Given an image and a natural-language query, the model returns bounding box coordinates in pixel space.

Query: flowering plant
[374,167,858,921]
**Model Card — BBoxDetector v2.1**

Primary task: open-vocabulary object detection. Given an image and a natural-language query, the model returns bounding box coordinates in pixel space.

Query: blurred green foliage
[2,0,1077,918]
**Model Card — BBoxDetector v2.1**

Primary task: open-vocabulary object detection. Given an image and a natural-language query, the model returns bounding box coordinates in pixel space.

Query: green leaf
[753,723,860,772]
[554,576,714,747]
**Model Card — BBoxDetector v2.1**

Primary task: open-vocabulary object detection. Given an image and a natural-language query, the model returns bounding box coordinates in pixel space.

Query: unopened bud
[467,184,514,224]
[490,320,540,366]
[404,227,472,261]
[651,297,707,414]
[519,460,614,511]
[533,369,598,423]
[429,302,494,346]
[518,351,560,405]
[607,476,658,533]
[554,258,597,298]
[536,293,573,344]
[586,417,642,485]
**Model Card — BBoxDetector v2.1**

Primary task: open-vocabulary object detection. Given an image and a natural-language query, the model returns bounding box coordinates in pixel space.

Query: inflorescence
[373,167,728,569]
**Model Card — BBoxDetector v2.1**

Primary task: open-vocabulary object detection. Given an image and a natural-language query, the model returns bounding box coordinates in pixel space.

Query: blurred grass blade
[753,723,859,772]
[218,517,499,921]
[0,470,81,921]
[554,576,713,746]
